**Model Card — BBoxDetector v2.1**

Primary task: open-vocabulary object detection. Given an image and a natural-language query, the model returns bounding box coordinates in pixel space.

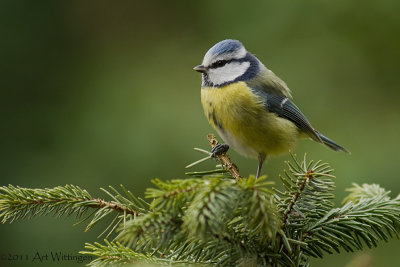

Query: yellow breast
[201,82,299,159]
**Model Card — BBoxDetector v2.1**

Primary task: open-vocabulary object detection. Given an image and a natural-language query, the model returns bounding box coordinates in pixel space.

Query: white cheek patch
[208,61,250,86]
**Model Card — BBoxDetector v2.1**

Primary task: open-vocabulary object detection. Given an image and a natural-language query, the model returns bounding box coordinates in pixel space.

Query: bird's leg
[256,154,266,180]
[211,144,229,158]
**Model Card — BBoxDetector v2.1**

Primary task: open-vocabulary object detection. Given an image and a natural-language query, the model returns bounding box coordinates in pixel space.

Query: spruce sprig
[0,135,399,266]
[0,184,147,237]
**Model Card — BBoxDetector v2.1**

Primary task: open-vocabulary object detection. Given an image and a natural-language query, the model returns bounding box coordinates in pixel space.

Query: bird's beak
[193,64,207,73]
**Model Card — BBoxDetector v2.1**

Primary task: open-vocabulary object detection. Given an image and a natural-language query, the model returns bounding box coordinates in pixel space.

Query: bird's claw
[211,144,229,158]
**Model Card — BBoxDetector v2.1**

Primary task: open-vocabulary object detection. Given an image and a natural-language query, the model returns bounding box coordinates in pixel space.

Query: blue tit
[194,39,349,179]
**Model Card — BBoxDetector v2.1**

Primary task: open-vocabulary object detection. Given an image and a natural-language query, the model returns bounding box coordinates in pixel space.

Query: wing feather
[252,89,322,142]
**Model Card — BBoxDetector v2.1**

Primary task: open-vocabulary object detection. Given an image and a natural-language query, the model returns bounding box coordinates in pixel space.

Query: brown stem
[278,170,314,261]
[24,197,140,216]
[93,198,140,216]
[281,170,314,226]
[207,134,242,179]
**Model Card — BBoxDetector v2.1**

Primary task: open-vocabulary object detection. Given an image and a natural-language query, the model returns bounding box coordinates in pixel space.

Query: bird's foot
[211,144,229,158]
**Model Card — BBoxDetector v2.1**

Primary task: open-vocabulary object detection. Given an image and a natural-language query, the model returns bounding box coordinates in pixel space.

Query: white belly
[217,128,259,159]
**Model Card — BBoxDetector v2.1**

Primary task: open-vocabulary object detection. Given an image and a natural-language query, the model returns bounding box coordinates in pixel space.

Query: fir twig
[1,135,400,266]
[0,184,147,236]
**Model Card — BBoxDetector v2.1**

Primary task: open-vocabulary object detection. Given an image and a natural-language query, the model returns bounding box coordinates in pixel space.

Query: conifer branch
[95,198,139,216]
[281,169,315,226]
[1,135,399,266]
[0,184,148,236]
[82,239,213,266]
[302,184,400,257]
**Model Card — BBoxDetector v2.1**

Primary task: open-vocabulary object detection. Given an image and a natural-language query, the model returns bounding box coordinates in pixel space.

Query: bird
[193,39,350,179]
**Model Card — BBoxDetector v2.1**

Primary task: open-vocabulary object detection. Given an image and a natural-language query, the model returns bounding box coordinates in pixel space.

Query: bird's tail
[317,132,351,154]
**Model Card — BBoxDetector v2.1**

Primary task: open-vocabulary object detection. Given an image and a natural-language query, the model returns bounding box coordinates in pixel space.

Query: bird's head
[193,39,260,87]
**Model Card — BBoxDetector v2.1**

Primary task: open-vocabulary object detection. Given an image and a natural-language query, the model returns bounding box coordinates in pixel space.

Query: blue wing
[251,89,322,142]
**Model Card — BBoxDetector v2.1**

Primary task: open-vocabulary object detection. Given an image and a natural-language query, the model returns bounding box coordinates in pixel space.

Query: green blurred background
[1,1,399,266]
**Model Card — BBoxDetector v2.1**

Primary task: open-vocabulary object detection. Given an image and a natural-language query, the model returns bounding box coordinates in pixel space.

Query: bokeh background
[1,1,399,266]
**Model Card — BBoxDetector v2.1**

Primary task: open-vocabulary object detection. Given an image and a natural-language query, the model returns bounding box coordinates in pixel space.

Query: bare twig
[207,134,242,179]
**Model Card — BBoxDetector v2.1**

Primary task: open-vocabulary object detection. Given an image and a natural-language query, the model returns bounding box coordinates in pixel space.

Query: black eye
[211,60,228,69]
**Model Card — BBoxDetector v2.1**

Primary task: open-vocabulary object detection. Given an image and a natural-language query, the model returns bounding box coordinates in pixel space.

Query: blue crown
[208,39,243,57]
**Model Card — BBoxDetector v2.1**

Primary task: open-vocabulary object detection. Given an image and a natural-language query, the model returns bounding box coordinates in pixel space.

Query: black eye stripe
[210,60,229,69]
[209,53,252,69]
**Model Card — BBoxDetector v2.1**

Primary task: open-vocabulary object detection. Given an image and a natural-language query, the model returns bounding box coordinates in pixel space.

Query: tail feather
[317,132,351,154]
